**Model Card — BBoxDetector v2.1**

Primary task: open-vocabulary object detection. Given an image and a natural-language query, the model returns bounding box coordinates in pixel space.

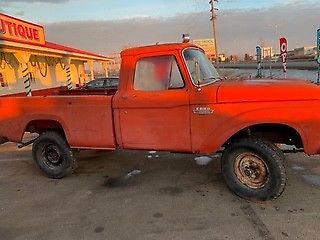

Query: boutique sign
[0,13,45,46]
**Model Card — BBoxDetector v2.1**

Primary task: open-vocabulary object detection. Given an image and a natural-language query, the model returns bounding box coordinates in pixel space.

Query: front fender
[196,101,320,154]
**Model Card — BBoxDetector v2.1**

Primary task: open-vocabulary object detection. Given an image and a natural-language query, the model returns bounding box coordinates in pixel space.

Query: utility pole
[209,0,219,65]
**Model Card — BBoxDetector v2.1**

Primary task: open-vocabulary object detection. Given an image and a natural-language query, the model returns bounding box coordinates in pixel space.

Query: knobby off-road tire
[221,137,286,201]
[32,131,76,179]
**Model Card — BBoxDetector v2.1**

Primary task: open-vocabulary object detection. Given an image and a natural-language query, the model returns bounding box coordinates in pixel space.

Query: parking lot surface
[0,142,320,240]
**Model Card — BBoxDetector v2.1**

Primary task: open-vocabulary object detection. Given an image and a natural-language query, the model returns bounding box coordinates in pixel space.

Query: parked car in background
[80,77,119,90]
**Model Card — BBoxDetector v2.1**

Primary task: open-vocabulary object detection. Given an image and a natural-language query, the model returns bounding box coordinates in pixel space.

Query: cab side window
[134,56,184,91]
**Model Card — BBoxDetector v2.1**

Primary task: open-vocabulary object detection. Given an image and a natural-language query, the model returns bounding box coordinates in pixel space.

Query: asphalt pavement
[0,142,320,240]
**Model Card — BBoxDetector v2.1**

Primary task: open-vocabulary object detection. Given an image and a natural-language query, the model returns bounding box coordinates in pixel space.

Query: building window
[0,73,8,88]
[134,55,184,91]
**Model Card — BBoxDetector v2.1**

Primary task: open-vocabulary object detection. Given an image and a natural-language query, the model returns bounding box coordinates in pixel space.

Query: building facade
[262,47,273,59]
[0,13,112,96]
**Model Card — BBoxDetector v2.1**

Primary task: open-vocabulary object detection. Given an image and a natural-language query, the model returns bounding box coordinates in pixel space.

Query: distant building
[192,39,216,61]
[219,54,226,62]
[286,46,316,60]
[244,53,254,62]
[106,54,121,77]
[262,47,273,59]
[293,46,317,58]
[229,55,240,63]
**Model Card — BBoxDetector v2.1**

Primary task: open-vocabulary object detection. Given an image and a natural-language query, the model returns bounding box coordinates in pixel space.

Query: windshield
[183,48,220,86]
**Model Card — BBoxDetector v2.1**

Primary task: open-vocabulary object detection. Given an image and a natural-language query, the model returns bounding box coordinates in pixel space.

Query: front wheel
[221,137,286,201]
[32,131,76,179]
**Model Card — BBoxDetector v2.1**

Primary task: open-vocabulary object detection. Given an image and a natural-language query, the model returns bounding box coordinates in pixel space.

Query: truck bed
[0,94,116,149]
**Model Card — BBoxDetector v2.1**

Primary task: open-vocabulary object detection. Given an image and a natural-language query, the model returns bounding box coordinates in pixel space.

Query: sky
[0,0,319,56]
[0,0,312,23]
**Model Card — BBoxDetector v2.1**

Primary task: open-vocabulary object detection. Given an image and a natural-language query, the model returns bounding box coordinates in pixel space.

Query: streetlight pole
[209,0,219,65]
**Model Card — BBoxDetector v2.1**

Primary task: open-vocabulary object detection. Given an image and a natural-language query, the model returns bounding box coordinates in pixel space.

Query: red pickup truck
[1,43,320,201]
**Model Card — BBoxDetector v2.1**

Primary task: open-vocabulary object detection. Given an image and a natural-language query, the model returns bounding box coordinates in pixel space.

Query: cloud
[44,3,320,56]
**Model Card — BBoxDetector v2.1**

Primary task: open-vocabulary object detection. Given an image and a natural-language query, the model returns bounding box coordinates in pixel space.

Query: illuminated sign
[0,13,45,46]
[193,39,215,56]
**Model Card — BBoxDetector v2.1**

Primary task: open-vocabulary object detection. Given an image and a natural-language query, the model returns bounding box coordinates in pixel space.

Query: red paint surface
[1,43,320,155]
[0,95,115,149]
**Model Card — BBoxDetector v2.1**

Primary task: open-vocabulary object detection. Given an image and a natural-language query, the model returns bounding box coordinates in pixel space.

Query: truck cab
[113,43,221,153]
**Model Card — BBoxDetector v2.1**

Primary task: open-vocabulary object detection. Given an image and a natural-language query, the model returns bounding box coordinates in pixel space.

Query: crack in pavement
[241,204,274,240]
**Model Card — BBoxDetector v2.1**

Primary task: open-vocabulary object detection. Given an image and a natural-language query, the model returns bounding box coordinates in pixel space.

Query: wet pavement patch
[153,213,163,218]
[94,226,104,233]
[159,186,183,196]
[104,169,142,188]
[301,175,320,188]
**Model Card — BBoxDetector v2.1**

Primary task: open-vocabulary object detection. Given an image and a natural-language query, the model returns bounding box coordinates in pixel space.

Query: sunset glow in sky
[0,0,318,55]
[1,0,316,23]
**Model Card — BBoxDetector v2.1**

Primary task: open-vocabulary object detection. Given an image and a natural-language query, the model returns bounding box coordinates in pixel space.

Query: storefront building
[193,39,216,61]
[0,13,112,96]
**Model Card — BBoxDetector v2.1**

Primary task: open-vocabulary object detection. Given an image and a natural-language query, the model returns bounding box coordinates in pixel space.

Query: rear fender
[23,116,70,143]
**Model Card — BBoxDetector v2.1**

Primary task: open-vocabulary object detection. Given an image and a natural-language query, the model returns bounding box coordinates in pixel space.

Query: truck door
[117,54,191,152]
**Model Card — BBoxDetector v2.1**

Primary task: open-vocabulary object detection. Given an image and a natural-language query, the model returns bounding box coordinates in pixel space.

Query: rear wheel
[32,131,76,179]
[221,137,286,201]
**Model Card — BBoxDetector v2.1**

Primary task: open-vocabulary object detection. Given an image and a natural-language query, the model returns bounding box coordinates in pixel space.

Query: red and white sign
[0,13,45,46]
[280,37,288,74]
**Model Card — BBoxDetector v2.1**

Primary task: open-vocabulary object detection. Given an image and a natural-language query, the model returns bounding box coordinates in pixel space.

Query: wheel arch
[24,119,69,142]
[223,123,305,149]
